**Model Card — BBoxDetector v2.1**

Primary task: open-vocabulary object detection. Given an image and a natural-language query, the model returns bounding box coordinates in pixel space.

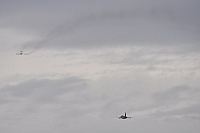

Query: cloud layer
[0,0,199,52]
[0,1,200,133]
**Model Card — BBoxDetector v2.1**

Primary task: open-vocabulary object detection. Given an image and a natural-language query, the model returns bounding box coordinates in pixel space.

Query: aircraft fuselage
[118,113,132,119]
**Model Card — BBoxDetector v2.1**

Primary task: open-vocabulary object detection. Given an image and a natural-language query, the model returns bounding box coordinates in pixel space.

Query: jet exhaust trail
[21,8,176,53]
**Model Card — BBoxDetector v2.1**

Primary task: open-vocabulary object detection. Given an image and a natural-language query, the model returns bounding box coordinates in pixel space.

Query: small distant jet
[16,51,29,55]
[117,112,133,119]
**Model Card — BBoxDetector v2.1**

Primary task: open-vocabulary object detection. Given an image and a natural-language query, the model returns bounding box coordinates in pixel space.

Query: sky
[0,0,200,133]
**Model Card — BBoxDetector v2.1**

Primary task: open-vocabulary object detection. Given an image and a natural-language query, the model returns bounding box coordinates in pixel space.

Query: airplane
[16,51,29,55]
[117,112,133,119]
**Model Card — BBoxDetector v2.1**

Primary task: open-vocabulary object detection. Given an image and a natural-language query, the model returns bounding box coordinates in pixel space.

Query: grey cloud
[94,46,200,72]
[26,8,199,50]
[152,103,200,120]
[153,85,200,105]
[153,85,191,103]
[1,1,200,132]
[107,84,200,120]
[0,0,199,51]
[0,76,91,132]
[0,77,88,104]
[148,85,200,120]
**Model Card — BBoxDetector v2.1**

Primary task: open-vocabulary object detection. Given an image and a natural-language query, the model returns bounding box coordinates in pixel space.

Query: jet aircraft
[117,112,133,119]
[16,51,29,55]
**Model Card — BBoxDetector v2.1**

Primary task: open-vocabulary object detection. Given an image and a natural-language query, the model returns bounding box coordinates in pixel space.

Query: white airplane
[117,112,133,119]
[16,51,29,55]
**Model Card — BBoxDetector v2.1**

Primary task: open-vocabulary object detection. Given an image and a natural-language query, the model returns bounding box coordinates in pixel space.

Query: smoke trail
[20,10,139,53]
[21,8,175,53]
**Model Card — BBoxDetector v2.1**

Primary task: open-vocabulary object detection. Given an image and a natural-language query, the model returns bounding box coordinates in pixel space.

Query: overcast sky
[0,0,200,133]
